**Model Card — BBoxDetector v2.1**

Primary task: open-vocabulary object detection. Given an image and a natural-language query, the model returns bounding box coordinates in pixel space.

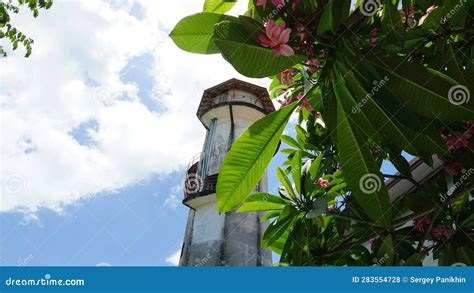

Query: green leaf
[306,198,327,219]
[316,0,351,35]
[342,66,446,159]
[377,235,394,266]
[369,56,474,121]
[333,79,391,228]
[261,210,281,222]
[456,246,474,266]
[403,253,424,266]
[170,12,237,54]
[381,0,406,46]
[326,182,347,198]
[281,135,302,150]
[237,192,287,212]
[217,102,299,213]
[291,150,302,194]
[277,167,297,200]
[388,148,412,178]
[213,21,306,77]
[203,0,237,13]
[262,205,296,247]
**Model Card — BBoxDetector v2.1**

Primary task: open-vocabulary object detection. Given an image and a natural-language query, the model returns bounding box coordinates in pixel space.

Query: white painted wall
[192,201,225,244]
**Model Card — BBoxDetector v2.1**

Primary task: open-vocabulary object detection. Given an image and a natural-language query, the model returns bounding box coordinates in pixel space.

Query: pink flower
[277,93,292,107]
[256,0,267,9]
[280,69,294,85]
[413,215,431,232]
[258,20,295,57]
[419,5,438,26]
[368,28,378,46]
[305,59,321,74]
[441,128,471,152]
[403,5,417,27]
[431,226,454,239]
[297,98,313,113]
[294,21,308,42]
[444,162,463,176]
[272,0,285,7]
[256,0,286,10]
[421,247,431,256]
[291,0,300,10]
[316,178,331,188]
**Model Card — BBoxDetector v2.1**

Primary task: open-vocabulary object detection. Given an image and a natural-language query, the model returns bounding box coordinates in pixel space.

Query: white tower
[179,79,275,266]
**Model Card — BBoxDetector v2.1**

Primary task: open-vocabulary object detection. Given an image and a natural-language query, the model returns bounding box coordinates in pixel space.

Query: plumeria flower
[280,69,294,85]
[441,128,471,152]
[403,5,417,27]
[256,0,286,10]
[444,161,463,176]
[297,99,314,113]
[315,112,326,128]
[295,21,308,42]
[368,28,378,46]
[258,20,295,57]
[300,99,314,113]
[413,215,431,232]
[431,226,455,239]
[418,5,438,26]
[305,59,321,74]
[291,0,300,11]
[295,92,313,113]
[421,247,431,256]
[277,93,293,107]
[316,178,331,188]
[255,0,267,9]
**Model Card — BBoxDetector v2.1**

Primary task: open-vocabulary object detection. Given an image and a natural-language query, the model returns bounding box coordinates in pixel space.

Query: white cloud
[0,0,271,214]
[163,184,181,210]
[165,249,181,266]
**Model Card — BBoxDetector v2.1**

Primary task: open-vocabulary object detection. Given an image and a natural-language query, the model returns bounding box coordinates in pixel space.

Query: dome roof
[196,78,275,119]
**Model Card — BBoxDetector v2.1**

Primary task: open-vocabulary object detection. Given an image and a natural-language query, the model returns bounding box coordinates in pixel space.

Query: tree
[171,0,474,266]
[0,0,53,57]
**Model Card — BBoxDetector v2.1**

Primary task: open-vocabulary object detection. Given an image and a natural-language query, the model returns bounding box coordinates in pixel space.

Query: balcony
[183,153,218,199]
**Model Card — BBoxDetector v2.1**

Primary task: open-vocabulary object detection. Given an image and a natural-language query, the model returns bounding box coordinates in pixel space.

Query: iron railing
[183,153,218,199]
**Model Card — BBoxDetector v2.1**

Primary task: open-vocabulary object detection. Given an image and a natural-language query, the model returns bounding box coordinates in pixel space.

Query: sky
[0,0,398,266]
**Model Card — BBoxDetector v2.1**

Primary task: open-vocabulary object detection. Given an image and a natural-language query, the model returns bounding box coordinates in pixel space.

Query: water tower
[179,79,275,266]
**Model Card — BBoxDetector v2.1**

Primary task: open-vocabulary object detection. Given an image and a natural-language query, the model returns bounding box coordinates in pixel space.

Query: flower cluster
[413,215,431,232]
[316,178,330,188]
[258,20,295,56]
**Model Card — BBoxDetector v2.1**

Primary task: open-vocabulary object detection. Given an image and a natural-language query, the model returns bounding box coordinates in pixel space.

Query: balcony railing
[183,172,218,199]
[183,153,218,199]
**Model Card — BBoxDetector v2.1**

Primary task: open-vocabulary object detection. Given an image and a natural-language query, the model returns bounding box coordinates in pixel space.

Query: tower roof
[196,78,275,119]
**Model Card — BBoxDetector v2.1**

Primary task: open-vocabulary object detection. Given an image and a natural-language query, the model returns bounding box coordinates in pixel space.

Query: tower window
[218,91,228,103]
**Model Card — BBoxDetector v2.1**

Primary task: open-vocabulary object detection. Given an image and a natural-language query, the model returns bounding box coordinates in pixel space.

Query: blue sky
[0,0,404,266]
